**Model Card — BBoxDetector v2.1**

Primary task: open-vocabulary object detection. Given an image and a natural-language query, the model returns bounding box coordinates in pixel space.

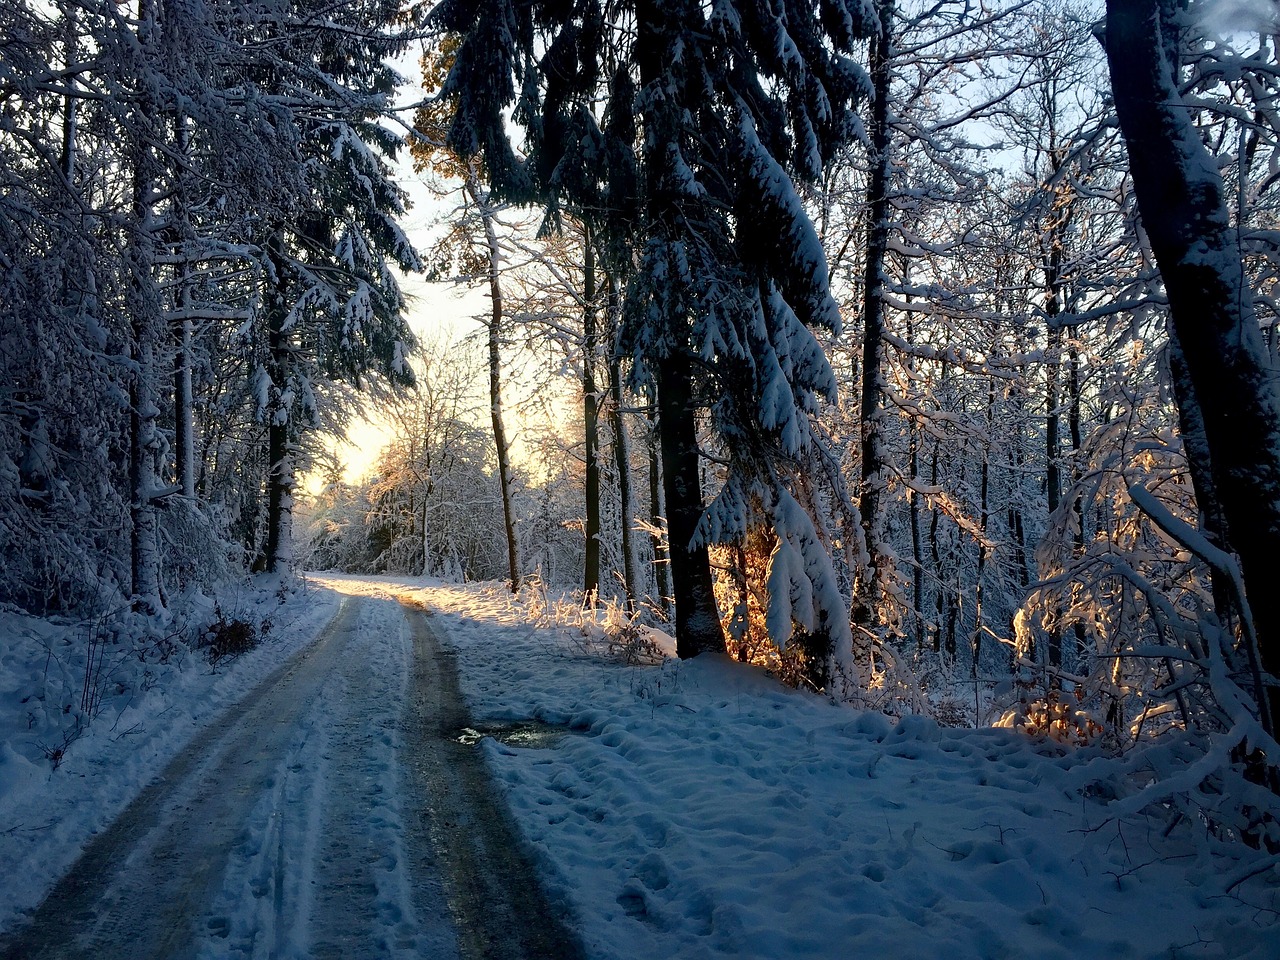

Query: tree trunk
[582,226,601,597]
[648,411,672,616]
[636,0,724,656]
[263,230,294,575]
[60,11,76,182]
[1068,340,1087,666]
[172,110,196,499]
[654,351,724,657]
[928,436,944,654]
[128,0,162,611]
[971,379,994,679]
[1045,322,1062,519]
[909,420,925,653]
[856,0,895,624]
[467,167,520,592]
[1107,0,1280,739]
[607,280,638,612]
[1166,332,1232,644]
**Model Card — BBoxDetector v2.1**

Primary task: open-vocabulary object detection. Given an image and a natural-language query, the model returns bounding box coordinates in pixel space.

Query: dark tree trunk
[607,280,639,612]
[856,0,894,623]
[466,168,520,592]
[648,412,672,616]
[129,0,162,610]
[1045,322,1062,519]
[636,0,724,656]
[909,422,925,653]
[262,230,293,575]
[654,351,725,657]
[172,111,196,499]
[1068,342,1087,666]
[928,436,950,655]
[971,379,994,678]
[1166,333,1232,645]
[1107,0,1280,739]
[582,227,601,597]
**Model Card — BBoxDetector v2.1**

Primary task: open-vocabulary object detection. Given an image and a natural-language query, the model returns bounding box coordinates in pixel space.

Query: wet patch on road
[455,721,573,750]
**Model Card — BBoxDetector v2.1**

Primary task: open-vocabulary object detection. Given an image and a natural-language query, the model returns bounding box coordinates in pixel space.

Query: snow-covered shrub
[1011,395,1261,753]
[995,685,1106,747]
[199,603,269,667]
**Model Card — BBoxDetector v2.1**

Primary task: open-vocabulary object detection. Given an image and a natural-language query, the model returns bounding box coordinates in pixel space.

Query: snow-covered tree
[432,0,877,666]
[1105,0,1280,758]
[0,0,419,610]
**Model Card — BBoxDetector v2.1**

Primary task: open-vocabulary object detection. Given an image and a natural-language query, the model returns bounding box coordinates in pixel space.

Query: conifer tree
[431,0,875,664]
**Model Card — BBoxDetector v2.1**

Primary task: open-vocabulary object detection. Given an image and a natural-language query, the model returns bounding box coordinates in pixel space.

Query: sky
[311,271,488,491]
[303,53,578,496]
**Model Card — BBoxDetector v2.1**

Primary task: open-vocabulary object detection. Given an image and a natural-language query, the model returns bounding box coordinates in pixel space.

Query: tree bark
[636,0,724,656]
[972,378,994,678]
[654,350,724,657]
[263,230,294,575]
[129,0,162,611]
[1107,0,1280,739]
[647,411,672,616]
[466,167,520,592]
[582,226,601,597]
[1166,332,1233,643]
[607,280,638,612]
[856,0,895,624]
[172,110,196,499]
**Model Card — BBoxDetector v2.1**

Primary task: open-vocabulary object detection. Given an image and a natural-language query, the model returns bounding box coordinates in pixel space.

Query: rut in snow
[401,603,585,960]
[0,592,583,960]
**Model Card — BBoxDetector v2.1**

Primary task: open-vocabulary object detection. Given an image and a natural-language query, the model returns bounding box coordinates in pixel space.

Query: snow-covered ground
[0,578,341,934]
[2,574,1278,959]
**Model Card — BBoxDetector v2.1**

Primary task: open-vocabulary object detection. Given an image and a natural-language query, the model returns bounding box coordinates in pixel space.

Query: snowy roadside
[0,576,340,933]
[409,578,1279,960]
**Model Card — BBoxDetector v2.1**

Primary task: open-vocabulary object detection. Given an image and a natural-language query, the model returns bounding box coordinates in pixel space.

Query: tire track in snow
[0,596,366,959]
[1,587,583,960]
[192,592,458,960]
[401,603,586,960]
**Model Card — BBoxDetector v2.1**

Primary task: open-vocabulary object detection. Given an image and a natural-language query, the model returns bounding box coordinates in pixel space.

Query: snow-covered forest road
[0,586,581,960]
[3,574,1278,960]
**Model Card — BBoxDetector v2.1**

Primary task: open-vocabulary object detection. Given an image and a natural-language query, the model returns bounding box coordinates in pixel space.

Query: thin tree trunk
[1068,340,1087,666]
[1045,322,1062,520]
[263,230,294,575]
[582,225,601,597]
[856,0,894,624]
[607,280,638,612]
[731,539,750,659]
[972,379,994,679]
[1107,0,1280,739]
[1045,321,1062,672]
[1040,127,1071,674]
[909,421,925,653]
[129,0,162,611]
[905,285,925,652]
[648,411,671,616]
[466,167,520,592]
[929,436,944,654]
[171,108,196,499]
[61,12,76,182]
